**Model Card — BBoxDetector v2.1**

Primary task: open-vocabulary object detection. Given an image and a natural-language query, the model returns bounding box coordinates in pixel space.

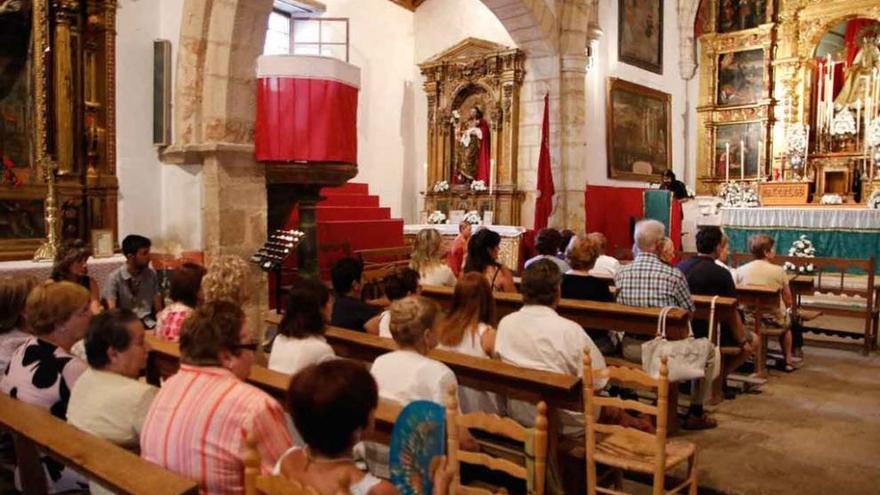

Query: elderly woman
[52,240,101,313]
[410,228,456,287]
[1,281,92,492]
[202,255,253,306]
[562,234,613,302]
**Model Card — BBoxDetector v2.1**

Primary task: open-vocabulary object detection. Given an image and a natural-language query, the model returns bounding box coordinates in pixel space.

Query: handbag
[641,306,714,382]
[705,296,722,382]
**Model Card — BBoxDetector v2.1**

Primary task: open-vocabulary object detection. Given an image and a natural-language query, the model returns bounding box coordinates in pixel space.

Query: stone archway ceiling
[386,0,427,11]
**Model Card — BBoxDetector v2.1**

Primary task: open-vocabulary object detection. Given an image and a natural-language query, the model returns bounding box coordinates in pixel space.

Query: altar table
[0,254,126,288]
[721,207,880,271]
[404,224,525,272]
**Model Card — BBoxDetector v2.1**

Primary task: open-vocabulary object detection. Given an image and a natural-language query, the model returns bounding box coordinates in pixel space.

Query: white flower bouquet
[427,210,448,225]
[432,180,450,193]
[470,180,487,192]
[719,181,760,208]
[868,190,880,209]
[820,194,843,205]
[784,235,816,273]
[463,210,481,225]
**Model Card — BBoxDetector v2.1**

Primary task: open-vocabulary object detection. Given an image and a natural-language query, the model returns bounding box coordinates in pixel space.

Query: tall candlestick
[725,142,730,182]
[740,140,746,180]
[489,159,496,195]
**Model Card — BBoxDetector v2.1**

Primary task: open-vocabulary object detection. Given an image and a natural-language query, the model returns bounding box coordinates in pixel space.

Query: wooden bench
[0,392,199,495]
[145,335,403,444]
[733,254,878,354]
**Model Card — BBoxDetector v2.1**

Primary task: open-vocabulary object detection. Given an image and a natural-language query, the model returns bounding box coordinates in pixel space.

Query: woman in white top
[0,276,37,374]
[435,272,501,414]
[410,228,456,287]
[373,268,419,339]
[269,278,335,375]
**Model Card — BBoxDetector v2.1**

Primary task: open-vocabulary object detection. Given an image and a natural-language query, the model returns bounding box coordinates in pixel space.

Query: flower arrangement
[470,180,487,192]
[820,193,843,205]
[1,156,23,188]
[868,190,880,209]
[719,181,760,208]
[463,210,481,225]
[427,210,447,225]
[784,235,816,274]
[432,180,450,193]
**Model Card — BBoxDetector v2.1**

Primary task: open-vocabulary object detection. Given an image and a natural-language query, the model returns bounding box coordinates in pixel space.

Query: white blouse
[419,263,457,287]
[378,310,392,339]
[269,335,336,375]
[371,350,457,407]
[437,323,502,415]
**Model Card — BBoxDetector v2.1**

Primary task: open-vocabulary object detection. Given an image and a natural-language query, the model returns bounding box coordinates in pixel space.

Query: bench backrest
[732,253,876,299]
[0,392,199,495]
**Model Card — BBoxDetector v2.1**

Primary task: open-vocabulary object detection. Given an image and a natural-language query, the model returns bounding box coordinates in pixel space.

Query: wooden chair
[446,386,548,495]
[243,434,351,495]
[583,353,697,495]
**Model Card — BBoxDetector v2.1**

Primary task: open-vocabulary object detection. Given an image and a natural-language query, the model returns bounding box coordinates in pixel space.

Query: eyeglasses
[231,341,260,352]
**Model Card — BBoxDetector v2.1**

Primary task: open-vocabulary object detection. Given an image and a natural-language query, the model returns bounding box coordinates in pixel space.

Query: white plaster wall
[584,0,690,189]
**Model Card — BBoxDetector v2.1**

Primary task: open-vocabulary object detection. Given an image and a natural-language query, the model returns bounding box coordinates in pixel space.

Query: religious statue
[455,107,490,185]
[835,27,880,108]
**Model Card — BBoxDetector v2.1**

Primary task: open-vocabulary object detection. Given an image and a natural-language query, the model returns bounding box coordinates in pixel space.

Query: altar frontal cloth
[256,55,360,164]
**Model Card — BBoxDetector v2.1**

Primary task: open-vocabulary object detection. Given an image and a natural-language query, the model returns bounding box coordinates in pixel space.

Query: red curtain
[585,185,645,259]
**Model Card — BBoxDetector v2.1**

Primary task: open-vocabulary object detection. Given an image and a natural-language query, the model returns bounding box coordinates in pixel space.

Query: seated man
[615,219,716,430]
[678,227,760,392]
[330,257,381,332]
[140,301,292,494]
[103,234,162,326]
[524,228,570,273]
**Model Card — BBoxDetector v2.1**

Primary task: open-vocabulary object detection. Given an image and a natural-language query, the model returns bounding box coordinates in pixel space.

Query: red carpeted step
[317,206,391,222]
[322,182,369,195]
[320,194,380,207]
[318,219,404,250]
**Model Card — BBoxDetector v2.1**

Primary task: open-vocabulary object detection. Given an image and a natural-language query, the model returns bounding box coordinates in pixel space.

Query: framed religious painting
[618,0,663,74]
[716,0,767,34]
[713,122,764,180]
[716,48,764,106]
[606,78,671,182]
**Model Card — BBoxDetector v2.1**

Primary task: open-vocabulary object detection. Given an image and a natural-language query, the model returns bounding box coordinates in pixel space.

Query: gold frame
[90,228,114,257]
[617,0,663,74]
[605,77,672,182]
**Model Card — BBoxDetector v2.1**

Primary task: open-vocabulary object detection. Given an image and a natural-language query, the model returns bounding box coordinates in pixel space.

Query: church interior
[1,0,879,494]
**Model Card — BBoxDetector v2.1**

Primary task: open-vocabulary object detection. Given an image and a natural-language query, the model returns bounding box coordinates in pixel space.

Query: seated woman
[375,267,419,338]
[277,359,397,495]
[658,236,676,266]
[155,262,206,342]
[52,240,101,314]
[463,229,516,293]
[0,276,37,373]
[269,278,335,375]
[562,234,613,302]
[201,254,253,306]
[1,281,92,493]
[436,272,501,414]
[410,228,456,287]
[68,309,157,495]
[735,234,796,371]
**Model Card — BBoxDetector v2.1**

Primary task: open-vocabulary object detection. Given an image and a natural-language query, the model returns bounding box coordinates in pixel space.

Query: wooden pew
[0,392,199,495]
[732,284,783,377]
[145,335,403,444]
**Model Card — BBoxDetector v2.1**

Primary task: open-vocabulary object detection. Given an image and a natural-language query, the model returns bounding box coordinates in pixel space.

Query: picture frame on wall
[91,229,115,258]
[716,0,767,34]
[713,122,763,179]
[606,78,672,182]
[716,48,764,106]
[618,0,663,74]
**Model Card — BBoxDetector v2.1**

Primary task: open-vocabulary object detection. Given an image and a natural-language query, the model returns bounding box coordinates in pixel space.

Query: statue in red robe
[473,107,491,186]
[456,107,491,186]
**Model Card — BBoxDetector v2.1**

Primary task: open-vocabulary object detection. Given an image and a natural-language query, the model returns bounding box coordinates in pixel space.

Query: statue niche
[450,86,492,185]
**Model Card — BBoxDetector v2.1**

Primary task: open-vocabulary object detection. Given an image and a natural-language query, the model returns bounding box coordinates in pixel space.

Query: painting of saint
[606,78,671,182]
[0,0,33,172]
[714,122,762,179]
[716,49,764,106]
[618,0,663,74]
[717,0,766,34]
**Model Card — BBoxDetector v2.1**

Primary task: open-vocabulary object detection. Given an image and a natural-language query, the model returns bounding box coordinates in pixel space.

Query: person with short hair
[0,275,37,373]
[140,301,292,495]
[52,240,101,313]
[330,257,381,332]
[615,220,716,430]
[525,228,571,273]
[447,221,472,278]
[155,262,206,342]
[1,281,92,492]
[268,278,335,375]
[464,229,516,292]
[375,267,420,338]
[202,255,253,306]
[103,234,161,323]
[585,232,621,277]
[436,272,500,414]
[678,227,760,391]
[736,234,796,370]
[658,236,676,265]
[562,234,613,303]
[275,359,398,495]
[68,309,157,495]
[660,170,689,200]
[410,228,456,287]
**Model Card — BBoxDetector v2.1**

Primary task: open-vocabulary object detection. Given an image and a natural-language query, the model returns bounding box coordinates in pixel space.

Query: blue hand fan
[389,400,446,495]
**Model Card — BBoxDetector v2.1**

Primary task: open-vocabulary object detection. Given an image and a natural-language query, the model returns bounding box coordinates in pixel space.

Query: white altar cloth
[721,207,880,231]
[404,224,525,237]
[0,254,126,288]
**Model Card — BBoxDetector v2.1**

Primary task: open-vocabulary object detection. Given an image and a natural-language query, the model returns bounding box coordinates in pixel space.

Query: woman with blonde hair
[436,272,501,414]
[201,255,253,305]
[410,228,456,287]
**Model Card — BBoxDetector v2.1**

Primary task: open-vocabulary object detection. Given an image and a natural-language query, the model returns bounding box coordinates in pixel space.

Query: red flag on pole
[534,93,554,230]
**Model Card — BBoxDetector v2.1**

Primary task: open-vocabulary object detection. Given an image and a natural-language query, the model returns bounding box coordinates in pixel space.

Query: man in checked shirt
[615,219,717,430]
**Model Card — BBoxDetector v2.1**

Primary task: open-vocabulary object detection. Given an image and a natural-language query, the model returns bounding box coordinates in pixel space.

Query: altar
[721,207,880,269]
[404,224,525,272]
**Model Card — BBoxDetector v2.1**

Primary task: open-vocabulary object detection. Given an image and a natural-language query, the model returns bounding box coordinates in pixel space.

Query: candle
[489,159,496,195]
[805,124,810,168]
[725,142,730,182]
[740,140,746,180]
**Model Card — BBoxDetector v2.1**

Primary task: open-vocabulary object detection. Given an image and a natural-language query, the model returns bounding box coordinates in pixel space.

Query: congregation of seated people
[0,221,799,494]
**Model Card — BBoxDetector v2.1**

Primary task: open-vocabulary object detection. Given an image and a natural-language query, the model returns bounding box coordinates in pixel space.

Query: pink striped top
[140,364,292,494]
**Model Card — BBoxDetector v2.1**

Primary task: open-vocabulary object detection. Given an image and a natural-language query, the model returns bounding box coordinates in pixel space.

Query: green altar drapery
[726,228,880,273]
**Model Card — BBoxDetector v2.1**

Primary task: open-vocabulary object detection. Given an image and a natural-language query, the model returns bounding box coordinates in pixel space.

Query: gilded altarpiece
[0,0,117,260]
[419,38,525,225]
[697,0,880,199]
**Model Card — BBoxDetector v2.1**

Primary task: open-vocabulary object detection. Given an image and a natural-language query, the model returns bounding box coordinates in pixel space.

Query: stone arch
[478,0,559,56]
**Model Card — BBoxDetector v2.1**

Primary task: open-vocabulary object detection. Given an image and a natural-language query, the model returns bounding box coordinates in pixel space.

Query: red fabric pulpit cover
[255,56,360,164]
[585,185,645,259]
